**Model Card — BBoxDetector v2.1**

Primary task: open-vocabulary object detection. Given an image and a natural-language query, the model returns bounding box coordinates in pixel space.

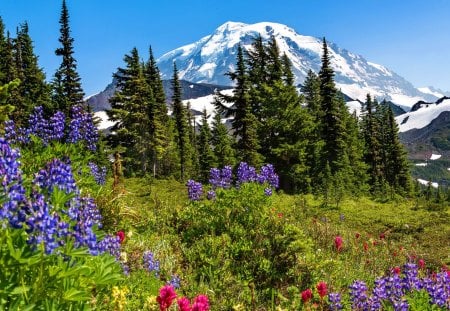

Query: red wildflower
[316,281,327,298]
[301,288,313,303]
[277,212,283,218]
[355,232,361,239]
[156,285,177,311]
[393,266,401,275]
[418,259,426,269]
[177,297,192,311]
[379,232,386,240]
[334,236,343,252]
[363,242,369,251]
[192,295,210,311]
[116,230,125,244]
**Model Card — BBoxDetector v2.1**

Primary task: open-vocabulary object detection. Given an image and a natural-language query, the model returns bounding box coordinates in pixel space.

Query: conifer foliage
[52,0,84,114]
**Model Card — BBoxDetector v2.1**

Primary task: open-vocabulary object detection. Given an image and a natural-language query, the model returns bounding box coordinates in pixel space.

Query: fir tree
[13,23,50,122]
[107,47,153,175]
[211,110,235,167]
[144,46,168,177]
[197,109,216,182]
[171,62,193,180]
[52,0,84,114]
[215,44,262,166]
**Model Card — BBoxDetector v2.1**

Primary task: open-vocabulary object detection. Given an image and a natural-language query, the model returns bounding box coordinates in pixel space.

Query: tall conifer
[53,0,84,114]
[197,109,216,182]
[211,110,235,167]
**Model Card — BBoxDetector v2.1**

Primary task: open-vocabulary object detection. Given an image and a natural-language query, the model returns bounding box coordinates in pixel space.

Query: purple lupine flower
[28,106,50,143]
[209,168,221,189]
[373,277,388,301]
[4,120,16,143]
[349,280,369,310]
[220,165,232,188]
[33,158,79,195]
[0,137,28,228]
[168,274,181,289]
[186,179,203,201]
[16,127,31,144]
[97,234,121,260]
[88,162,107,185]
[385,274,404,302]
[207,190,216,200]
[402,262,421,291]
[25,192,60,254]
[264,188,272,196]
[143,251,160,276]
[48,111,65,141]
[328,292,343,310]
[426,272,449,308]
[393,299,408,311]
[236,162,257,185]
[68,105,98,151]
[257,164,279,188]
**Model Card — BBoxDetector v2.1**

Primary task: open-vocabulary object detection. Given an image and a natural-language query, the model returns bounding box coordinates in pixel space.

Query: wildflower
[379,232,386,240]
[97,234,121,260]
[328,292,343,311]
[49,111,65,141]
[334,236,343,252]
[236,162,257,184]
[177,297,192,311]
[355,232,361,239]
[207,190,216,200]
[316,282,327,298]
[117,230,125,244]
[168,274,181,289]
[393,267,401,275]
[264,188,272,196]
[192,295,210,311]
[339,213,345,221]
[33,158,79,195]
[88,162,107,185]
[301,288,313,303]
[143,251,160,276]
[156,285,177,311]
[349,280,368,310]
[186,179,203,201]
[418,259,426,269]
[363,242,369,252]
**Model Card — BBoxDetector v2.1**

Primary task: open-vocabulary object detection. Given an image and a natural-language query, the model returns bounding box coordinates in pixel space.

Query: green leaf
[63,288,91,301]
[10,286,31,295]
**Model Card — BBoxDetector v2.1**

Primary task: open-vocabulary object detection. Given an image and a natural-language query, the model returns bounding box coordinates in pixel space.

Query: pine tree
[215,44,262,166]
[197,109,216,182]
[52,0,84,114]
[171,62,193,180]
[281,53,295,86]
[211,110,235,167]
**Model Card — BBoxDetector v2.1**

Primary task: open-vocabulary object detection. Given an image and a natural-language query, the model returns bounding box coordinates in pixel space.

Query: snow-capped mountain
[157,21,437,107]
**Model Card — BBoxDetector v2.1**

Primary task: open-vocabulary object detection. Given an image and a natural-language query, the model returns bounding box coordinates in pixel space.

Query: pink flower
[301,288,313,303]
[192,295,210,311]
[156,285,177,311]
[116,230,125,244]
[177,297,192,311]
[316,281,327,298]
[334,236,343,252]
[418,259,425,269]
[192,295,209,311]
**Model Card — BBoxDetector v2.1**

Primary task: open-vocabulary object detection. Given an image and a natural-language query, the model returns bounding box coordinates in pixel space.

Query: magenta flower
[156,285,177,311]
[334,236,343,252]
[192,295,210,311]
[177,297,192,311]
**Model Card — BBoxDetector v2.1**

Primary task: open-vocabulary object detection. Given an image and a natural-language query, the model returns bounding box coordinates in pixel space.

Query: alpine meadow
[0,1,449,310]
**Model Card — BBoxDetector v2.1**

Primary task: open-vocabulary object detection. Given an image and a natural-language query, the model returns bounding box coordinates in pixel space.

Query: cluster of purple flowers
[0,137,121,260]
[186,163,280,201]
[339,262,450,310]
[88,162,107,185]
[4,105,98,151]
[168,274,181,289]
[68,105,98,151]
[186,179,203,201]
[143,251,160,277]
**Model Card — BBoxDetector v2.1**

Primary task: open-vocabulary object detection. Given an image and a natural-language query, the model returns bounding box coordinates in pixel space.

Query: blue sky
[1,0,449,96]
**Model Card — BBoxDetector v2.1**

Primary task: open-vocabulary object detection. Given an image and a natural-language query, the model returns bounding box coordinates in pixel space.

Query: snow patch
[418,87,444,98]
[94,111,116,130]
[430,153,442,160]
[415,163,428,167]
[417,179,439,188]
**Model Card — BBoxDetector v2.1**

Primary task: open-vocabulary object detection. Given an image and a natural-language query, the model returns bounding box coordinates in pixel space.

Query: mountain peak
[157,21,438,107]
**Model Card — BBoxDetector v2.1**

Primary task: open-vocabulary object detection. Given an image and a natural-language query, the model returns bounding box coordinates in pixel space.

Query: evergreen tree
[107,47,153,175]
[318,38,348,175]
[52,0,84,114]
[281,53,295,86]
[215,44,262,166]
[171,63,193,180]
[13,23,50,122]
[197,109,216,182]
[381,102,411,194]
[360,94,383,192]
[144,46,168,177]
[211,110,235,167]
